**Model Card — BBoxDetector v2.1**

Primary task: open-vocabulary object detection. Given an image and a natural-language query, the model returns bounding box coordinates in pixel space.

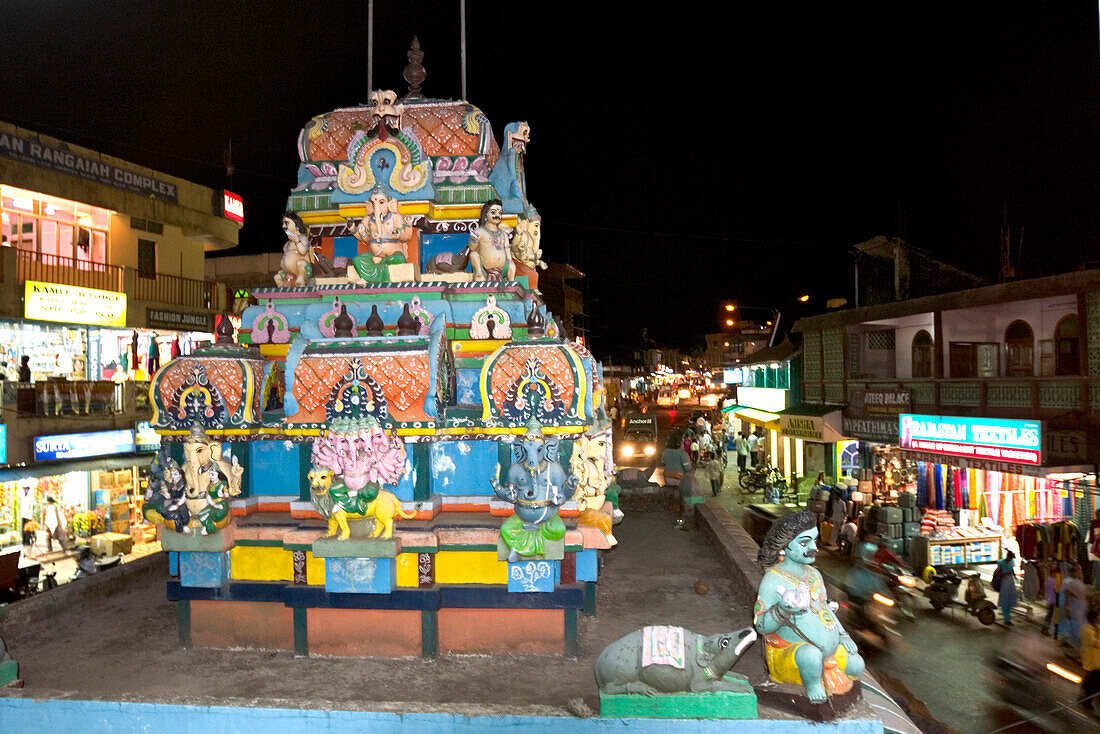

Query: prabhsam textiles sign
[899,414,1042,466]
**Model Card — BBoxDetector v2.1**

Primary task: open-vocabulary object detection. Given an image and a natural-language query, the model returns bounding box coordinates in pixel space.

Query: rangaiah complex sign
[899,413,1042,466]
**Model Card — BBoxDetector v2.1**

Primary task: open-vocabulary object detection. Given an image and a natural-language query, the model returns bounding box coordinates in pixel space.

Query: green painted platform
[160,527,235,552]
[599,682,757,719]
[311,537,401,558]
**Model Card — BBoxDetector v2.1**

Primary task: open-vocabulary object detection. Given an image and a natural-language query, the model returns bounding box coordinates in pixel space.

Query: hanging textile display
[945,467,955,512]
[934,463,945,511]
[916,462,927,508]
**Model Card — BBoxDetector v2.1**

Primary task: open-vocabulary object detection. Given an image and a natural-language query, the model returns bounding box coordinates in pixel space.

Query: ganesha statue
[144,424,242,535]
[569,430,619,547]
[346,188,414,284]
[309,415,413,539]
[492,419,575,562]
[754,510,864,704]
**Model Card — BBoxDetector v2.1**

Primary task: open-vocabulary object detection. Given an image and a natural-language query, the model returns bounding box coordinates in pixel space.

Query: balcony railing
[12,381,121,417]
[131,270,218,310]
[17,250,124,292]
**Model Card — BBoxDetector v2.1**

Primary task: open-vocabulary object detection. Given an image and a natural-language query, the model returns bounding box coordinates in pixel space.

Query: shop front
[778,403,846,484]
[730,386,787,473]
[897,413,1095,570]
[0,426,160,554]
[841,389,913,502]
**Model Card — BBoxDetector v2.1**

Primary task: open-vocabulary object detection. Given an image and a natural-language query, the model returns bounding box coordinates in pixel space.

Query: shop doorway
[1004,320,1034,377]
[1054,314,1079,376]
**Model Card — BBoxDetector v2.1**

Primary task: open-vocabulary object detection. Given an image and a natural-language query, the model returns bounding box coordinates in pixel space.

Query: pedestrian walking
[1042,562,1060,636]
[1082,609,1100,714]
[994,550,1018,626]
[1065,564,1088,649]
[661,434,692,526]
[42,496,68,553]
[21,517,38,559]
[735,432,750,472]
[747,430,759,467]
[17,355,30,382]
[1089,508,1100,590]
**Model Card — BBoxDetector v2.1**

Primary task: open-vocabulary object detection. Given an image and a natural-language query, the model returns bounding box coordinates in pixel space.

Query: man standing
[735,432,750,472]
[42,496,67,554]
[747,430,760,467]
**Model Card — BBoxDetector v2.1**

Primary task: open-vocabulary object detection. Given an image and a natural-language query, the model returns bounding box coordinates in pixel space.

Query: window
[1053,315,1079,376]
[1,184,109,264]
[137,239,156,279]
[911,330,933,378]
[1005,320,1034,377]
[949,342,999,378]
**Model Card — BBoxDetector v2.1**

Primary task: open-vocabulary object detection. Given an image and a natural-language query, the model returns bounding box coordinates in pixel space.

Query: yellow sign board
[24,280,127,327]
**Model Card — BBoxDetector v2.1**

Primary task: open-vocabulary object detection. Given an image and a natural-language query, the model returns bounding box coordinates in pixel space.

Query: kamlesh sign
[899,414,1042,466]
[34,429,135,461]
[222,190,244,223]
[25,280,126,327]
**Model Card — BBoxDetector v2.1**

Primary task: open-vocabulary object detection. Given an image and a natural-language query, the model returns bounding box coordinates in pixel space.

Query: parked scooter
[69,547,124,583]
[924,568,997,625]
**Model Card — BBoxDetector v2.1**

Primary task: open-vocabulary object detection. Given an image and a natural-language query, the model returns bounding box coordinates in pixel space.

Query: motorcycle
[989,645,1099,732]
[740,463,786,496]
[839,582,900,652]
[69,547,123,583]
[924,568,997,625]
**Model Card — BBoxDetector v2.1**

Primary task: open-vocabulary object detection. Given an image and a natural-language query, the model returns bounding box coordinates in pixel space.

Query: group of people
[661,417,728,529]
[732,428,766,472]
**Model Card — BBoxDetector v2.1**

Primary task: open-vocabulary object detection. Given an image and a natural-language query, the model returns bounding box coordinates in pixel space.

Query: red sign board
[222,190,244,223]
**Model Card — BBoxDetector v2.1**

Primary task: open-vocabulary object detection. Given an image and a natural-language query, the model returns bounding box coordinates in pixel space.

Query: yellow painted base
[230,545,294,582]
[435,550,508,585]
[453,339,508,354]
[305,551,326,585]
[396,552,421,587]
[258,344,290,358]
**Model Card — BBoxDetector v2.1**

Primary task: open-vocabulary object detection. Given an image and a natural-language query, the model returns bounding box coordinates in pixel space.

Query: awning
[733,408,780,429]
[778,403,847,443]
[0,453,152,483]
[720,403,744,414]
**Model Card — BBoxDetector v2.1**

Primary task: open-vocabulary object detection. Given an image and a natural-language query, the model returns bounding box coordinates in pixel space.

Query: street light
[724,304,736,311]
[798,294,810,302]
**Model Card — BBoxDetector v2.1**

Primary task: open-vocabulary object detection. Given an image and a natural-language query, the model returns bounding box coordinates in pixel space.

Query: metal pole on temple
[460,0,467,99]
[367,0,374,91]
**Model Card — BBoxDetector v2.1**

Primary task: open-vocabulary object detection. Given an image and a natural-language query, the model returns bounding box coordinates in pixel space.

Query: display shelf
[911,534,1002,570]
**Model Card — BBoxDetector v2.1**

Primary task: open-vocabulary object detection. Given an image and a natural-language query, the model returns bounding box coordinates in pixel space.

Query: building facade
[0,121,239,546]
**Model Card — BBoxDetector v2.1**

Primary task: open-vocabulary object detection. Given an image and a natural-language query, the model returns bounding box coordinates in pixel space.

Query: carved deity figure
[309,416,413,539]
[489,121,531,214]
[143,424,242,535]
[491,419,574,561]
[754,510,864,703]
[469,199,516,281]
[274,211,312,287]
[347,188,413,283]
[569,430,617,547]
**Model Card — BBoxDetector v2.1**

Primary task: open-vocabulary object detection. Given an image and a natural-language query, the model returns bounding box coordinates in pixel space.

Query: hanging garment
[916,462,927,509]
[1023,561,1041,601]
[934,464,945,511]
[945,467,955,512]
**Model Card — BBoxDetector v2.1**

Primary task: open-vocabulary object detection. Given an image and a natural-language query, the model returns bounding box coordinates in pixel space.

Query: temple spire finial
[403,36,426,99]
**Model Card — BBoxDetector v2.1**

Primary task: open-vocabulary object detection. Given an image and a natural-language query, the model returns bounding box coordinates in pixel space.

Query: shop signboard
[24,281,126,328]
[134,420,161,453]
[736,386,786,413]
[899,414,1042,466]
[0,424,6,463]
[0,131,178,202]
[843,389,911,442]
[147,308,212,332]
[34,428,135,461]
[1045,430,1087,464]
[780,414,825,441]
[723,368,745,385]
[222,190,244,223]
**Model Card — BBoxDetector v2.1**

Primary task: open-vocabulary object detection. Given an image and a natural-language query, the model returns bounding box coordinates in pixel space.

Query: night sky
[2,2,1097,357]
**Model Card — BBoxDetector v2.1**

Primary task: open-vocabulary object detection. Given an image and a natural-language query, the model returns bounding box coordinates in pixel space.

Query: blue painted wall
[0,698,886,734]
[248,441,302,496]
[429,441,498,495]
[455,368,481,404]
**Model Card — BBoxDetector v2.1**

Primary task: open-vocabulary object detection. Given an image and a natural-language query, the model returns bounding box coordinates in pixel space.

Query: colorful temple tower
[145,55,616,658]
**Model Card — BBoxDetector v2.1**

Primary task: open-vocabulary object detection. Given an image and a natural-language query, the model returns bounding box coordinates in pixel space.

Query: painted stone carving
[424,245,470,275]
[469,295,512,339]
[308,467,415,540]
[143,448,190,533]
[469,199,515,281]
[274,212,313,287]
[334,90,431,198]
[491,419,574,561]
[596,626,757,695]
[319,297,353,338]
[310,415,410,539]
[409,296,432,335]
[511,215,545,273]
[251,300,291,344]
[754,510,864,703]
[347,188,414,284]
[489,122,531,214]
[143,425,242,535]
[569,430,617,547]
